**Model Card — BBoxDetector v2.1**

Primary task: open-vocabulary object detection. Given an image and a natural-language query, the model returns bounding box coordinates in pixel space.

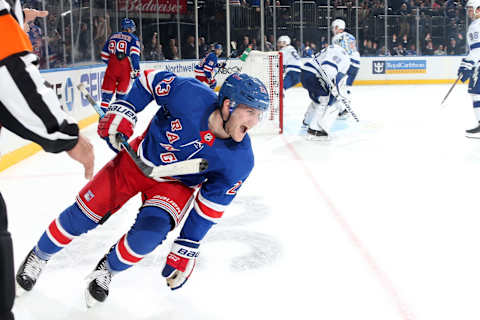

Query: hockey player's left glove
[458,58,474,83]
[97,103,137,152]
[161,238,200,290]
[218,62,227,69]
[130,69,140,79]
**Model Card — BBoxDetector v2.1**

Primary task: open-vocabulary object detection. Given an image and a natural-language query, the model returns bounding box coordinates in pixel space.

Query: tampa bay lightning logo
[372,61,385,74]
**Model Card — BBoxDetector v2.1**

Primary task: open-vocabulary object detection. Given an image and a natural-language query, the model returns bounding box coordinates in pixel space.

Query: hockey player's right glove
[218,62,227,69]
[161,238,200,290]
[130,69,140,79]
[97,102,137,152]
[458,58,474,83]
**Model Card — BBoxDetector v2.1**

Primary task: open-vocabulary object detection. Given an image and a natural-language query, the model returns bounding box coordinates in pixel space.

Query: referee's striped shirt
[0,0,79,153]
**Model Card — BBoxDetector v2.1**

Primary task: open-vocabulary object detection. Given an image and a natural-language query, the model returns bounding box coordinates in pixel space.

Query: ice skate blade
[306,134,330,141]
[465,133,480,139]
[85,287,102,308]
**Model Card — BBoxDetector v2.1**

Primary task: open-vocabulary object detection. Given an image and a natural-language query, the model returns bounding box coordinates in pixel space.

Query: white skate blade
[85,287,102,308]
[465,132,480,139]
[15,282,28,297]
[306,134,330,141]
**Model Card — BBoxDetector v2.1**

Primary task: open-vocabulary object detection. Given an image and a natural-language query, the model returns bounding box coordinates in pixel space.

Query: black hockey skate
[466,122,480,139]
[307,128,329,140]
[16,248,47,295]
[85,255,112,308]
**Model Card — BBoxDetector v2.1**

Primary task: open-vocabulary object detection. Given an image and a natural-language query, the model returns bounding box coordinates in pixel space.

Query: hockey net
[240,50,284,134]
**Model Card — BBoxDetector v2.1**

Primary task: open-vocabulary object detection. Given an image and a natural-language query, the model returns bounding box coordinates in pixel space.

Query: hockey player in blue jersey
[194,43,225,89]
[301,43,351,139]
[99,18,141,111]
[15,71,270,307]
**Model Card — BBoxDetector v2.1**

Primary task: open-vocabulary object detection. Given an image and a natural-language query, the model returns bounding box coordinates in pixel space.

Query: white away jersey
[467,18,480,63]
[280,45,302,73]
[302,44,350,82]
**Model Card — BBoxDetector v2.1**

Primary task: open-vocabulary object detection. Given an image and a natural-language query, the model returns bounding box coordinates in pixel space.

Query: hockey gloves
[458,58,475,83]
[97,103,137,152]
[218,62,227,69]
[161,238,200,290]
[130,69,140,79]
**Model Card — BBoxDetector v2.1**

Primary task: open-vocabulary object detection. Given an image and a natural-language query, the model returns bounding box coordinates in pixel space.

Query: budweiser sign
[118,0,187,14]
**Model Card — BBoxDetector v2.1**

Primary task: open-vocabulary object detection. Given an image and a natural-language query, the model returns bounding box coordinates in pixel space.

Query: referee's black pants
[0,192,15,320]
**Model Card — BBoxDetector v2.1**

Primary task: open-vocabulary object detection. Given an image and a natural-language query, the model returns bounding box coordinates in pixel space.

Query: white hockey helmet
[332,32,356,55]
[331,19,346,34]
[277,35,291,46]
[467,0,480,13]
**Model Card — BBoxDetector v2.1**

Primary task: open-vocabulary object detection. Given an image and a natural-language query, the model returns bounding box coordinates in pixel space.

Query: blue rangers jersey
[194,51,219,81]
[117,70,255,238]
[101,31,141,70]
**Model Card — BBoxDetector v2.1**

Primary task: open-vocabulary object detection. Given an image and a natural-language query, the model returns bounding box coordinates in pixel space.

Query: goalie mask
[218,73,270,117]
[332,32,356,55]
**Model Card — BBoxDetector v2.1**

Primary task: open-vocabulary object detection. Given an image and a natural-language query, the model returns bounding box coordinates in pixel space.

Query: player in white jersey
[331,19,361,119]
[277,35,302,90]
[301,44,351,139]
[459,0,480,138]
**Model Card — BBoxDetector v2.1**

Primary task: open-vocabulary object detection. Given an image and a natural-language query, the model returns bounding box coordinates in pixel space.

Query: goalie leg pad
[309,100,342,134]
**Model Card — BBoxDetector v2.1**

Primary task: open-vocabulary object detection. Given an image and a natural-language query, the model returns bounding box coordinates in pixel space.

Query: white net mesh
[240,50,283,134]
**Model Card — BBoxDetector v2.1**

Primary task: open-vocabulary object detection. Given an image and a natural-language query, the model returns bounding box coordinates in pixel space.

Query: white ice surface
[3,84,480,320]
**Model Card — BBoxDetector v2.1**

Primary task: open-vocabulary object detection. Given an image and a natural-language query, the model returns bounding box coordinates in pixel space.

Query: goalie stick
[76,83,208,178]
[316,66,359,122]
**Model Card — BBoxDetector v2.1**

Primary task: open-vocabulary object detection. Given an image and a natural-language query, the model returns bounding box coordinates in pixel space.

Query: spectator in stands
[94,15,111,60]
[434,44,447,55]
[145,32,165,60]
[406,43,417,55]
[447,37,462,55]
[377,45,391,56]
[423,40,434,55]
[390,33,399,52]
[401,34,410,49]
[264,35,273,51]
[165,38,179,60]
[238,35,250,54]
[393,43,407,56]
[183,35,196,59]
[199,36,209,57]
[78,22,91,61]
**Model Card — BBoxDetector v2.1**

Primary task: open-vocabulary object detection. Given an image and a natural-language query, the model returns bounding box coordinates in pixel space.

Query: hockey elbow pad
[161,238,200,290]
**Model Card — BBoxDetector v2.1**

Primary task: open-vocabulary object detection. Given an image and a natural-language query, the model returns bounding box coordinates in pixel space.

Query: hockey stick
[317,67,359,122]
[76,83,208,178]
[440,74,461,106]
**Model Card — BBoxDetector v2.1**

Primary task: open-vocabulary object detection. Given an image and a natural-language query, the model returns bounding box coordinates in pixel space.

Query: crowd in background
[22,0,469,69]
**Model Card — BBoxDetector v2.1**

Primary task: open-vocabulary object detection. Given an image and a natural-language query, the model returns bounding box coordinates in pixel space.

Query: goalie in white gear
[301,44,351,139]
[459,0,480,138]
[331,19,360,119]
[277,35,302,90]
